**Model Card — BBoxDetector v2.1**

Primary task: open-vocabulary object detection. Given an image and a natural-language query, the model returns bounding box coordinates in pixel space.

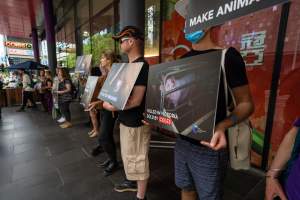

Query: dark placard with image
[145,51,223,141]
[98,62,144,110]
[75,55,92,74]
[185,0,288,34]
[80,76,101,109]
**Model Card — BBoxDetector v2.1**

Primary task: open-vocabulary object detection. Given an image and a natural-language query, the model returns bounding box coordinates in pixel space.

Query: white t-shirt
[22,74,34,91]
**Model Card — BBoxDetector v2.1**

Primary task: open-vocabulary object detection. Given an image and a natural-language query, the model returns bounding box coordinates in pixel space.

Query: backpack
[221,49,253,170]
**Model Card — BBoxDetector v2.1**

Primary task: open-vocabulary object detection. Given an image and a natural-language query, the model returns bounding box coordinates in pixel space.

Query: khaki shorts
[120,123,151,181]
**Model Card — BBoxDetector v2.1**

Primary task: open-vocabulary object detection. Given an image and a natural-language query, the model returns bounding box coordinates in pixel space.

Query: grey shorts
[175,137,228,200]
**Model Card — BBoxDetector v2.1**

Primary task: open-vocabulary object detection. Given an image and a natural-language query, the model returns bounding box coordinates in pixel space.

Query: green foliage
[66,53,76,68]
[91,33,114,66]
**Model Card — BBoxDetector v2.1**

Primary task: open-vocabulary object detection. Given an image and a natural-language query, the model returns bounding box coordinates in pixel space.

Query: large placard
[145,51,223,141]
[98,63,143,110]
[75,55,92,74]
[80,76,101,109]
[185,0,289,34]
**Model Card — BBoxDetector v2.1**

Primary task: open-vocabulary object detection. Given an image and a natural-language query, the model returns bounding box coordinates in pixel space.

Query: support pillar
[31,28,40,63]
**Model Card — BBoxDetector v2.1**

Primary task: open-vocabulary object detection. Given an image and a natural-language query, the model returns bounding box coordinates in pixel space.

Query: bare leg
[137,180,148,199]
[89,110,99,132]
[182,190,197,200]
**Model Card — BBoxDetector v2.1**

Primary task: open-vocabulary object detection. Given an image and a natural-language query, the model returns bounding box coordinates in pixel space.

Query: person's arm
[216,85,254,130]
[123,85,146,110]
[201,85,254,150]
[265,126,298,200]
[103,101,118,112]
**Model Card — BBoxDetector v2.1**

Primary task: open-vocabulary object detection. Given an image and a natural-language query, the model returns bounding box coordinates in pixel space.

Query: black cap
[112,26,144,41]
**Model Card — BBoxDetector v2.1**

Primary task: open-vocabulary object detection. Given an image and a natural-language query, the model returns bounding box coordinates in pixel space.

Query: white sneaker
[57,117,66,123]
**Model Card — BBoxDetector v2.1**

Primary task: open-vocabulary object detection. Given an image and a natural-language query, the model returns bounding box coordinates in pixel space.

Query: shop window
[145,0,161,65]
[271,0,300,166]
[160,0,290,168]
[78,23,92,55]
[65,33,76,68]
[91,6,115,66]
[56,28,68,67]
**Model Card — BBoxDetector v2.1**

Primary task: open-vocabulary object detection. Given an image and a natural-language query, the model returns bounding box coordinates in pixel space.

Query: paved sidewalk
[0,104,264,200]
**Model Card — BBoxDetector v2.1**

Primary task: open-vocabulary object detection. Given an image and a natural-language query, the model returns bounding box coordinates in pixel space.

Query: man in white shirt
[17,69,36,112]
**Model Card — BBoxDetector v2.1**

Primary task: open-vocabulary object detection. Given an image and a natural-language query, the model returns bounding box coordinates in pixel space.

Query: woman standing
[41,70,53,113]
[57,68,73,128]
[87,51,119,176]
[265,117,300,200]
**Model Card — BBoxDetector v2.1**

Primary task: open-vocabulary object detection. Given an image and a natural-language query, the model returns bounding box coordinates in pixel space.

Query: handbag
[221,49,253,170]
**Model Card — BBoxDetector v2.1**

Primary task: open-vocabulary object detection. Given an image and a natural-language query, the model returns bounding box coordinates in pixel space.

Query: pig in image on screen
[145,50,223,141]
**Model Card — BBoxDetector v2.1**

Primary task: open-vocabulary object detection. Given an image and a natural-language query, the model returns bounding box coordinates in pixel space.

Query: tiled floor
[0,104,265,200]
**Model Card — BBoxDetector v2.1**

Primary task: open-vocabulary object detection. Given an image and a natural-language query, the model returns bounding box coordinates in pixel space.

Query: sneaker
[91,145,103,157]
[103,161,119,177]
[57,117,66,123]
[114,180,137,193]
[89,131,99,138]
[59,122,72,129]
[98,159,111,168]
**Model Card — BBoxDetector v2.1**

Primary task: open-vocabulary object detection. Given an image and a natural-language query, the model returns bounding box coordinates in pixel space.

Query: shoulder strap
[221,48,236,115]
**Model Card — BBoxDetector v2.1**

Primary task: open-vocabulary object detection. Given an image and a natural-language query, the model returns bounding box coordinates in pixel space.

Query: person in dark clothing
[104,26,150,200]
[56,68,73,128]
[88,51,120,176]
[42,70,53,113]
[172,1,255,200]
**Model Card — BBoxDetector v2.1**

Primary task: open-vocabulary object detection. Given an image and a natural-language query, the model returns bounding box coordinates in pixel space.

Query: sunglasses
[120,37,130,44]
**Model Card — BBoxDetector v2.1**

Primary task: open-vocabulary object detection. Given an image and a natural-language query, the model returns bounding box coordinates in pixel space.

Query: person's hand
[103,102,117,111]
[142,112,151,126]
[200,126,227,151]
[265,177,287,200]
[85,102,97,112]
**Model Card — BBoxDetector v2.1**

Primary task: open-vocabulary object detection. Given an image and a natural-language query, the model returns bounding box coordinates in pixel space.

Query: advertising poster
[75,55,92,74]
[145,51,222,141]
[98,62,143,110]
[80,76,100,109]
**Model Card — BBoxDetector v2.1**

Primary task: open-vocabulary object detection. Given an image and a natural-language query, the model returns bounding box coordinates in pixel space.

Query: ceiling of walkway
[0,0,42,38]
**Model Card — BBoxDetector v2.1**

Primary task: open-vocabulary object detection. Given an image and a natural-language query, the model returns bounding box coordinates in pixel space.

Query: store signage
[145,50,223,141]
[185,0,289,34]
[98,63,143,110]
[7,48,33,56]
[4,41,32,49]
[240,31,266,66]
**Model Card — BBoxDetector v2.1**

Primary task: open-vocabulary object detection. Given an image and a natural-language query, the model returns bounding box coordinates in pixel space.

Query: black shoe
[91,145,103,157]
[114,180,137,193]
[98,159,111,168]
[103,161,119,177]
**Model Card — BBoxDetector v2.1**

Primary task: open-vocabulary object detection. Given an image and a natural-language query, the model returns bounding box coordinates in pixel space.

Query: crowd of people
[2,3,299,200]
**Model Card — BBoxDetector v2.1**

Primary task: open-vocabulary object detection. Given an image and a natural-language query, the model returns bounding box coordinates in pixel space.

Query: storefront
[4,37,34,65]
[51,0,300,169]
